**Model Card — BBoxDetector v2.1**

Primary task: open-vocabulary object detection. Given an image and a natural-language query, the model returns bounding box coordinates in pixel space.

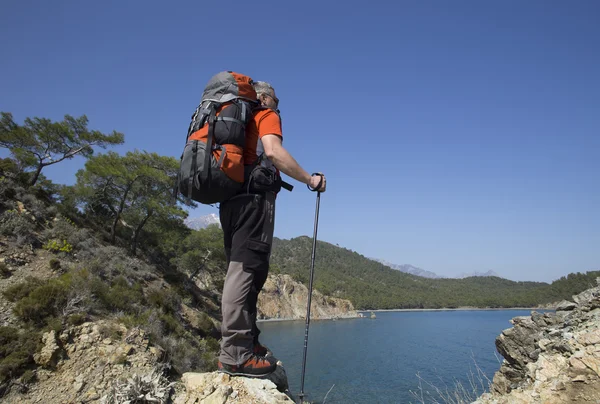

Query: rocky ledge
[173,366,294,404]
[475,279,600,403]
[258,274,358,320]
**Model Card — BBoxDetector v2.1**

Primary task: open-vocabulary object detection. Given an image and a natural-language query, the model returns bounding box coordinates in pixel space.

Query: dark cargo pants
[218,192,275,366]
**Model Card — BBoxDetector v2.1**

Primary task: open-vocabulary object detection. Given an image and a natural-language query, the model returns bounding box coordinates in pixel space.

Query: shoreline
[368,306,555,313]
[256,307,555,323]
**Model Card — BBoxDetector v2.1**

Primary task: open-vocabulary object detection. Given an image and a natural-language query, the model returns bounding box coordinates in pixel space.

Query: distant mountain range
[372,259,441,278]
[184,213,220,230]
[372,259,500,279]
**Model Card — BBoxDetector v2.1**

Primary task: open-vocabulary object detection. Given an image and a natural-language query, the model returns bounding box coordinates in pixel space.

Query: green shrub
[0,326,41,384]
[44,316,63,333]
[159,313,185,338]
[67,313,87,326]
[160,335,218,374]
[2,276,45,302]
[196,312,216,336]
[147,288,180,314]
[119,311,151,329]
[95,276,144,313]
[98,323,124,341]
[20,369,35,384]
[8,271,90,327]
[49,258,61,271]
[43,239,73,254]
[0,262,10,278]
[42,216,98,253]
[14,277,71,325]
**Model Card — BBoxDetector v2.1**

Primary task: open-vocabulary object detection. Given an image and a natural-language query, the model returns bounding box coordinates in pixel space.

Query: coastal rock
[477,284,600,403]
[258,274,358,320]
[573,288,599,306]
[556,300,577,312]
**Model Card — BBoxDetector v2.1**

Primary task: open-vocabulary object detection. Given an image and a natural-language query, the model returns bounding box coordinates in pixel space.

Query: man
[217,81,326,377]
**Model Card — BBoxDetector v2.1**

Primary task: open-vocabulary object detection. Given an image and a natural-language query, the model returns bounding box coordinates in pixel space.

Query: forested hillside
[271,236,600,309]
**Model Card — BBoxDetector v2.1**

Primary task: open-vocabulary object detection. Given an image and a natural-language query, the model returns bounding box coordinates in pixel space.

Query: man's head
[253,81,279,110]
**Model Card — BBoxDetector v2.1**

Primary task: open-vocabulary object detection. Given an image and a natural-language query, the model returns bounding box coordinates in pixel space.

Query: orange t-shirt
[244,108,282,165]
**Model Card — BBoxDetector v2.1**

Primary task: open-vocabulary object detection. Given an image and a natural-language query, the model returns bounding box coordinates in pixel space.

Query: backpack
[176,71,259,205]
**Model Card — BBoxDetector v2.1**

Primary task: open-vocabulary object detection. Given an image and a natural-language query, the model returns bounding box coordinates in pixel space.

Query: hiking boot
[253,341,273,357]
[217,354,276,377]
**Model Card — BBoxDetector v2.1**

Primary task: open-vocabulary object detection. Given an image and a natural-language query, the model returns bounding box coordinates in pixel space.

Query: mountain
[457,270,500,278]
[184,213,220,230]
[372,258,501,280]
[372,259,440,278]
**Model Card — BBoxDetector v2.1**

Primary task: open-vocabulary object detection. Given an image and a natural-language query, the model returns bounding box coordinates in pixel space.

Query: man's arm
[261,134,326,191]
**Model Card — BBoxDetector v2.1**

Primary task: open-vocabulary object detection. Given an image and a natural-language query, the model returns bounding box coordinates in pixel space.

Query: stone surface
[477,287,600,404]
[556,300,577,312]
[176,365,295,404]
[2,320,167,404]
[33,330,62,368]
[258,274,358,320]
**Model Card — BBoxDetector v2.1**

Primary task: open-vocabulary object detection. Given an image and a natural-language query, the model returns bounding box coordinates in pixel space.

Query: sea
[259,309,548,404]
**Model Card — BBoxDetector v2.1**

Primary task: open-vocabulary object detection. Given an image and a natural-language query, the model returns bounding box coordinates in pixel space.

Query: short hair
[253,81,275,97]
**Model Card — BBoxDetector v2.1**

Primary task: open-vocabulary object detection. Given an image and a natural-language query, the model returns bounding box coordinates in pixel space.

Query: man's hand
[309,173,326,192]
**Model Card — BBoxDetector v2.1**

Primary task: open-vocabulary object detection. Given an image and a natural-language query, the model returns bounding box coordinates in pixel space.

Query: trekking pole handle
[307,172,324,192]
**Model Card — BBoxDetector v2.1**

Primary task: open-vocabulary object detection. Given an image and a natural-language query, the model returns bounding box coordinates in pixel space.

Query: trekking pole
[299,184,322,404]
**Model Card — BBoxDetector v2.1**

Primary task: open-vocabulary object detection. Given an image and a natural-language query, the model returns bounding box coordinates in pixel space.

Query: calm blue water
[259,310,547,404]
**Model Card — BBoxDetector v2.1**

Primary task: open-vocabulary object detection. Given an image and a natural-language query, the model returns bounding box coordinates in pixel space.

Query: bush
[13,276,72,325]
[0,210,34,239]
[98,323,124,341]
[76,245,155,282]
[133,310,217,374]
[162,335,218,374]
[49,258,61,271]
[43,239,73,254]
[20,193,48,220]
[93,276,145,313]
[67,313,87,326]
[20,369,35,384]
[147,288,181,314]
[196,312,217,336]
[7,271,92,327]
[42,216,99,253]
[2,277,45,302]
[0,326,41,384]
[0,262,10,278]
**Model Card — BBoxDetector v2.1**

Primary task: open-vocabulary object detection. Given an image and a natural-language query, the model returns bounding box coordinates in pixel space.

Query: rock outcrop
[258,274,358,320]
[3,319,296,404]
[475,279,600,404]
[3,320,168,404]
[172,366,294,404]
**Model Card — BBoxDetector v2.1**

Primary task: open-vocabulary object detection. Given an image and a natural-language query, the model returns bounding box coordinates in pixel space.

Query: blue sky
[1,0,598,283]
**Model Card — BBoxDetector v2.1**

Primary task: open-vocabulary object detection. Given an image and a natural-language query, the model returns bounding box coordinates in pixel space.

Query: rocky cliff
[475,279,600,404]
[257,274,358,320]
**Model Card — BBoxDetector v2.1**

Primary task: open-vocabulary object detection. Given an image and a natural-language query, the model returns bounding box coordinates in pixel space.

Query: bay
[259,309,545,403]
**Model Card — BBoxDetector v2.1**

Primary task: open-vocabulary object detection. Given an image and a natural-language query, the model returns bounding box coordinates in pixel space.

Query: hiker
[217,80,327,377]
